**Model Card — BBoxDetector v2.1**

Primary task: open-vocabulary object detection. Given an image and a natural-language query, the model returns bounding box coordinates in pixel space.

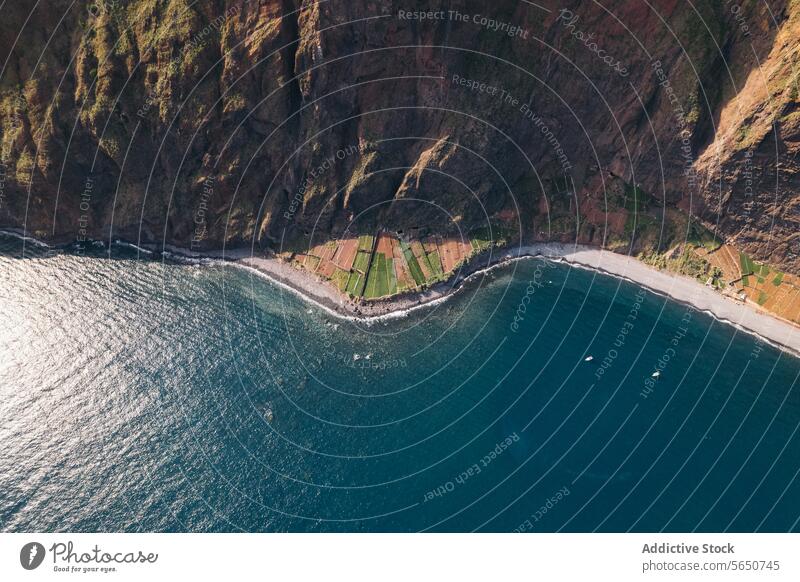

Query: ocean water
[1,234,799,532]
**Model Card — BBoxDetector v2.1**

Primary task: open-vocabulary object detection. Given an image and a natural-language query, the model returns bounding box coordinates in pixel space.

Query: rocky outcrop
[0,1,798,270]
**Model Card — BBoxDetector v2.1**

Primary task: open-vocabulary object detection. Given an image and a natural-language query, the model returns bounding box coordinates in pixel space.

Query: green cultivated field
[387,258,398,295]
[346,271,365,296]
[353,250,371,273]
[427,251,443,277]
[297,228,512,301]
[364,252,395,298]
[358,235,374,252]
[738,251,776,290]
[400,241,426,286]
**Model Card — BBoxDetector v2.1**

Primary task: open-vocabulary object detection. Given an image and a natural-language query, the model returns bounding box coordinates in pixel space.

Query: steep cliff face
[1,1,798,269]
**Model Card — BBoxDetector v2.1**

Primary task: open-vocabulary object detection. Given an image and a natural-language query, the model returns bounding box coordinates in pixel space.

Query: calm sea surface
[1,234,799,532]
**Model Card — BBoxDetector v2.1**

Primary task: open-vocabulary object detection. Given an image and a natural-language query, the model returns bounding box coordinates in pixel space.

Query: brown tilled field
[333,238,359,271]
[765,277,800,323]
[439,237,470,273]
[705,244,742,280]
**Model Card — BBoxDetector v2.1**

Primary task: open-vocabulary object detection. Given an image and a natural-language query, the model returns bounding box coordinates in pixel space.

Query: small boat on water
[264,407,274,423]
[584,356,594,362]
[651,371,661,378]
[353,353,361,361]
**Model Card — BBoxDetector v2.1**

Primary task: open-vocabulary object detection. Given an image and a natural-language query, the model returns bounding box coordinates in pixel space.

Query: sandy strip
[519,243,800,357]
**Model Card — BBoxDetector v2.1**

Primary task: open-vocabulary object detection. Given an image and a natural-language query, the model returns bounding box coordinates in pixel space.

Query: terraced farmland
[701,244,800,324]
[290,227,510,301]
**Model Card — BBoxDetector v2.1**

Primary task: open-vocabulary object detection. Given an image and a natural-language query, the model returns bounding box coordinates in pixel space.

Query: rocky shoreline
[3,228,799,357]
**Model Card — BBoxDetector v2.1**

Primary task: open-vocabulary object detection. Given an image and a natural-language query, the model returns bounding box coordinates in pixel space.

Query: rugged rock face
[1,0,798,269]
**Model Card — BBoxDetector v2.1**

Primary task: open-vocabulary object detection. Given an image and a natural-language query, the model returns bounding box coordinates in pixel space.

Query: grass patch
[346,271,364,297]
[742,275,750,287]
[757,291,768,306]
[739,252,756,275]
[470,237,491,252]
[773,272,784,286]
[387,258,397,295]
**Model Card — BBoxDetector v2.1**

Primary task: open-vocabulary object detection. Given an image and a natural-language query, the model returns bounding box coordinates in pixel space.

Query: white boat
[584,356,593,362]
[651,371,661,378]
[353,353,361,361]
[264,407,274,423]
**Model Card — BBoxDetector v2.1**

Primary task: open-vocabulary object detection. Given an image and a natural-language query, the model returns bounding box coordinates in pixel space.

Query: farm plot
[376,232,394,256]
[439,237,471,273]
[392,238,416,292]
[353,250,371,274]
[426,250,444,278]
[410,241,435,280]
[331,268,351,293]
[364,252,396,298]
[422,237,439,255]
[333,237,359,271]
[300,254,320,271]
[311,241,339,278]
[705,244,741,281]
[358,235,375,252]
[740,251,770,281]
[346,270,365,297]
[400,241,426,287]
[290,228,510,301]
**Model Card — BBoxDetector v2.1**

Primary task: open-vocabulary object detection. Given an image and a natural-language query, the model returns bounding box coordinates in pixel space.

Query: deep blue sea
[1,234,799,532]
